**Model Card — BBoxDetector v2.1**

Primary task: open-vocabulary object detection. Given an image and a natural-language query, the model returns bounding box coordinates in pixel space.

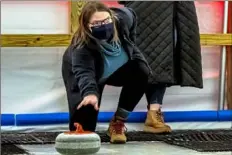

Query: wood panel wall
[1,2,232,47]
[1,33,231,47]
[1,1,232,109]
[226,2,232,109]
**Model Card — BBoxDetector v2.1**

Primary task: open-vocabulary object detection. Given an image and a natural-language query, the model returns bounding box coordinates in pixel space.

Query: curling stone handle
[74,123,85,133]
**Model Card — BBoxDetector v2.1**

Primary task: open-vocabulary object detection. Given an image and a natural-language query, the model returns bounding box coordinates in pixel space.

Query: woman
[62,2,150,144]
[118,1,203,133]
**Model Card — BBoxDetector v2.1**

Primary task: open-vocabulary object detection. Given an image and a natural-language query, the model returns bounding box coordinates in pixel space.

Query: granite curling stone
[55,123,101,155]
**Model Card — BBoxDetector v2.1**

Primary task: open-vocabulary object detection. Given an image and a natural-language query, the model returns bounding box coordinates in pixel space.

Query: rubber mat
[1,144,29,155]
[1,131,165,144]
[1,133,42,144]
[1,129,232,152]
[165,141,232,152]
[163,129,232,152]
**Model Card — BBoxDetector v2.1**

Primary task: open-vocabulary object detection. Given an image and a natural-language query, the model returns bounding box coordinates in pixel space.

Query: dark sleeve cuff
[82,91,100,100]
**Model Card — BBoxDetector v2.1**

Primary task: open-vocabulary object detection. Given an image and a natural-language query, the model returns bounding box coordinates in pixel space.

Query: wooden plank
[70,1,86,34]
[1,33,232,47]
[1,34,72,47]
[227,47,232,109]
[226,1,232,109]
[200,34,232,46]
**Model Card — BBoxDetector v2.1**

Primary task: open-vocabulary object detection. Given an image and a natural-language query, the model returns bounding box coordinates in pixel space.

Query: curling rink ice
[2,122,232,155]
[18,142,231,155]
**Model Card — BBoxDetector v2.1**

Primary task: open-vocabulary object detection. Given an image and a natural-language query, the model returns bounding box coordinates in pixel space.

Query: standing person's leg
[106,61,149,143]
[144,84,171,133]
[146,84,166,110]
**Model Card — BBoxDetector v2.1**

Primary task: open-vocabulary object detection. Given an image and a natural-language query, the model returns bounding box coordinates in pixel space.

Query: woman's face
[88,11,114,41]
[89,11,112,29]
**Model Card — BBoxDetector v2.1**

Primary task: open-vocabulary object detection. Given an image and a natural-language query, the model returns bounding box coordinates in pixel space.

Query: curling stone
[55,123,101,155]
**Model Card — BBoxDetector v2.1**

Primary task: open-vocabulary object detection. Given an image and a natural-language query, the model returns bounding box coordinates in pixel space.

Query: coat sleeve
[127,7,137,43]
[71,47,100,99]
[120,7,137,43]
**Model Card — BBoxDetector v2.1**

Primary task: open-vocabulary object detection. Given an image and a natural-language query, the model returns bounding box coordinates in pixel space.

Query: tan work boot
[143,110,171,133]
[107,118,127,144]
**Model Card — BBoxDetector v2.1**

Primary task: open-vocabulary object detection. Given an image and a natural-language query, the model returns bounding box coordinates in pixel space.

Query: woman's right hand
[77,94,99,110]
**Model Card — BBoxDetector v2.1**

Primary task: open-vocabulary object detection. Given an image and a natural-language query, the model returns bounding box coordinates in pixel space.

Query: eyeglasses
[90,17,112,27]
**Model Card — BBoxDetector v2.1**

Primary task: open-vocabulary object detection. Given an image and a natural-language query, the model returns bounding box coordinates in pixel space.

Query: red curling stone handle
[64,123,92,134]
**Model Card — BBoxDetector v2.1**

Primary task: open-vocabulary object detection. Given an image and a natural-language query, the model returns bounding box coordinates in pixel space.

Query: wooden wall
[226,2,232,109]
[1,2,232,47]
[1,1,232,109]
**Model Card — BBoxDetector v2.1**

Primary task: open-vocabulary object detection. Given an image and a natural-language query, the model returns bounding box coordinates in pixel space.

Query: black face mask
[91,23,114,40]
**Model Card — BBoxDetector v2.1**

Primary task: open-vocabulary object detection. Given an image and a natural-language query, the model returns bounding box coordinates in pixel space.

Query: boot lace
[111,121,127,134]
[156,111,164,123]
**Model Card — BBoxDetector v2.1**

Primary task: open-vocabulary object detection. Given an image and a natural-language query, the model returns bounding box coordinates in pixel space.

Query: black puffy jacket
[119,1,203,88]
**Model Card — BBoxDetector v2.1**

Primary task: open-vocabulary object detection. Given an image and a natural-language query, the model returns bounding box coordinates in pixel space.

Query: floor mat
[165,141,232,152]
[162,129,232,152]
[1,129,232,152]
[1,131,165,144]
[2,133,42,144]
[1,144,29,155]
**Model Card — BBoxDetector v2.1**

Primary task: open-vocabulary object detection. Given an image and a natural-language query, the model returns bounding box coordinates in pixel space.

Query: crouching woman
[62,2,150,144]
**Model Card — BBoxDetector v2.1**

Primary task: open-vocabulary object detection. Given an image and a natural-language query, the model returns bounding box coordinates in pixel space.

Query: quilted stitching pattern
[124,2,203,88]
[126,2,175,84]
[176,2,203,87]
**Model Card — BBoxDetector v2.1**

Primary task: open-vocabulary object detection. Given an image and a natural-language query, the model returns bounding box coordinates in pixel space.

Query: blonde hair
[72,2,119,48]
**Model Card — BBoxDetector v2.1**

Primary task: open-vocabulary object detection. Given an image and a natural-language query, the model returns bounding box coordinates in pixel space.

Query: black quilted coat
[118,1,203,88]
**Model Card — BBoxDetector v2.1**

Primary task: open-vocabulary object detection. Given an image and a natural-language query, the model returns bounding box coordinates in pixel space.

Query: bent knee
[136,62,150,77]
[131,62,149,82]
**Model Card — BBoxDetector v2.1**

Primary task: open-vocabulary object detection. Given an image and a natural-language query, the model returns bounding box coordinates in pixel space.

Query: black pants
[145,84,166,105]
[70,60,149,131]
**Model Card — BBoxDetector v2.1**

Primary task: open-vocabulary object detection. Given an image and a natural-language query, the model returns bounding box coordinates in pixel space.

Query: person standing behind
[118,1,203,133]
